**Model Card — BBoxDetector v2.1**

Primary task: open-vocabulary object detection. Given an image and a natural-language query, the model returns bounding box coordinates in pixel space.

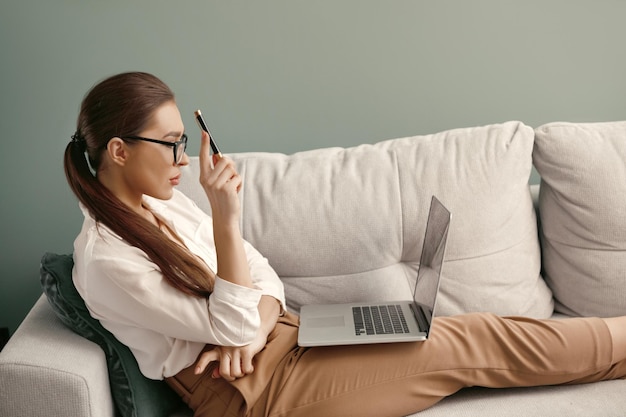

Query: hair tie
[71,131,85,144]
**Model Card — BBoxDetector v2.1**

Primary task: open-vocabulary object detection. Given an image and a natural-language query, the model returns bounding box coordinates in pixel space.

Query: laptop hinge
[410,303,430,335]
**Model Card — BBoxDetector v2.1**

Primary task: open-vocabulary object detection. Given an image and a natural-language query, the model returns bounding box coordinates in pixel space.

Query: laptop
[297,195,451,347]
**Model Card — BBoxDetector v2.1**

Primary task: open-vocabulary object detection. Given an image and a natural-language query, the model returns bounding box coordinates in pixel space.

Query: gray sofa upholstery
[2,120,625,416]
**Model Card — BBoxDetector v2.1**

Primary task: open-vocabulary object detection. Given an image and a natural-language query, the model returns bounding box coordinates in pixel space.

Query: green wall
[1,1,625,334]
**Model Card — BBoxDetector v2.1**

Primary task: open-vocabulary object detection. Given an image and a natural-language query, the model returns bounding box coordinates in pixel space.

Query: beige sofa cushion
[533,121,626,317]
[180,121,553,318]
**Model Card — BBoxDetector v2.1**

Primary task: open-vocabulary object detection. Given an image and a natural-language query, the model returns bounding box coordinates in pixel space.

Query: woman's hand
[194,331,268,381]
[199,131,242,227]
[198,130,252,288]
[194,296,282,381]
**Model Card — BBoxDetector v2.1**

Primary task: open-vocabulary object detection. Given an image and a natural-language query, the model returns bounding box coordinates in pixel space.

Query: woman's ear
[106,137,129,166]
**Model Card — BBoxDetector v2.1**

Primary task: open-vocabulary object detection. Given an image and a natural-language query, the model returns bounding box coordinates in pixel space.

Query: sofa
[1,120,625,417]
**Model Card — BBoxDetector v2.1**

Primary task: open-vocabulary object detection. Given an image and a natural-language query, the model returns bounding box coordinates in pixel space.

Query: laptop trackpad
[307,316,345,328]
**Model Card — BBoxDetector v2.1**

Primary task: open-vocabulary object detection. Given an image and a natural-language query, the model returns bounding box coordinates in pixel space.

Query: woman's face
[124,100,189,201]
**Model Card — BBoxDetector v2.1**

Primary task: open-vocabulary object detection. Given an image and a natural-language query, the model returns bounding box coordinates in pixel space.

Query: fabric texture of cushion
[533,121,626,317]
[39,252,182,417]
[180,121,553,318]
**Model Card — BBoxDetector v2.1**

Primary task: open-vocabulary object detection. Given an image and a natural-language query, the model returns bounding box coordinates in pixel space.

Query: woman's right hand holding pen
[199,130,253,289]
[199,131,242,228]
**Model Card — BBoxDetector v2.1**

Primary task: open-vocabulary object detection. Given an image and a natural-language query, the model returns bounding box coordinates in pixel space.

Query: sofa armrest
[0,295,115,417]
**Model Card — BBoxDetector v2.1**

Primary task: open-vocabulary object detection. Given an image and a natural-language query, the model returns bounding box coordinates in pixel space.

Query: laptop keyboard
[353,305,410,335]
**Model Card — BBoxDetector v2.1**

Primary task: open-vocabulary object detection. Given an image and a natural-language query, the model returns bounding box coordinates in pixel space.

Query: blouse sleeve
[80,244,262,347]
[243,238,287,315]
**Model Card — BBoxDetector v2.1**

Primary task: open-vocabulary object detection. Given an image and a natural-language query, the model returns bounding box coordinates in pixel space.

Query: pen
[194,109,222,158]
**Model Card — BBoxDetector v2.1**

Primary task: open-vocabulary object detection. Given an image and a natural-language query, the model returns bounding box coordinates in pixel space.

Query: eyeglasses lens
[175,139,187,164]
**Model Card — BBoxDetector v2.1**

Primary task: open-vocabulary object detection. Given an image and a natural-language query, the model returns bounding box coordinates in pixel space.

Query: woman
[65,72,626,417]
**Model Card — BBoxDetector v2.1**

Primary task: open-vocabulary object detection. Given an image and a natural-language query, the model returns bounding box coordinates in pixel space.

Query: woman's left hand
[194,332,268,381]
[194,296,281,381]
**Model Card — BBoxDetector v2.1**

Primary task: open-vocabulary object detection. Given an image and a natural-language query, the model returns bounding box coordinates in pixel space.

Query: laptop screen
[412,196,450,316]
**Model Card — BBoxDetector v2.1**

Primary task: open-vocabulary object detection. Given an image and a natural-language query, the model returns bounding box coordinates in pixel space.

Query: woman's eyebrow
[162,130,184,139]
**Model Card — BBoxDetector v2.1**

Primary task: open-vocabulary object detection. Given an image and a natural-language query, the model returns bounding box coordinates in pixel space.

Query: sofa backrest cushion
[533,121,626,317]
[180,121,553,318]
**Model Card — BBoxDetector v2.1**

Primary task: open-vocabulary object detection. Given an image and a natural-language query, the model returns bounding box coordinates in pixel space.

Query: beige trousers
[166,312,625,417]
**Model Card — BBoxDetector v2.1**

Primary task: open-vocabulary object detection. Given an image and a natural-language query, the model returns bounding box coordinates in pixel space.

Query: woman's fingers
[225,351,241,381]
[199,131,214,178]
[201,155,240,195]
[212,160,241,192]
[197,346,256,381]
[241,349,255,375]
[194,348,220,375]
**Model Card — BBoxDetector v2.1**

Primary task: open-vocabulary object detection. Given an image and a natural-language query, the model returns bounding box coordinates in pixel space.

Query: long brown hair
[64,72,213,297]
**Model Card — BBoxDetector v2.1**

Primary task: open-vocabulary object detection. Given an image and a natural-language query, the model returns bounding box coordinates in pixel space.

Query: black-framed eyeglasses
[123,134,188,164]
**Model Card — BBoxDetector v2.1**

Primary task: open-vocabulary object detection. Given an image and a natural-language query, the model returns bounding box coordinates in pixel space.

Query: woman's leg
[603,317,626,363]
[253,313,625,417]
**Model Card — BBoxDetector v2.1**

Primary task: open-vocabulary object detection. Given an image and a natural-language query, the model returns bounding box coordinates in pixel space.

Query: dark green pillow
[39,252,183,417]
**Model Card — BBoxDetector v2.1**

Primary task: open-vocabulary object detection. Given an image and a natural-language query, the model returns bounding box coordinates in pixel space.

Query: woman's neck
[98,169,146,219]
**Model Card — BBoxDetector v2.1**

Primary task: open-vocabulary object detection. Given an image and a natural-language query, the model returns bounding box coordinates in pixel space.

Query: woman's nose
[178,151,190,166]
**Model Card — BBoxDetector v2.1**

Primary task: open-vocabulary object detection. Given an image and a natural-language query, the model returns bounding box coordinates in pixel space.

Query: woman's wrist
[212,216,241,234]
[213,222,253,289]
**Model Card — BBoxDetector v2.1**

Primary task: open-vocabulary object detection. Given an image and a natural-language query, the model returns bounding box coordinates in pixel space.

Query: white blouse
[72,189,286,380]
